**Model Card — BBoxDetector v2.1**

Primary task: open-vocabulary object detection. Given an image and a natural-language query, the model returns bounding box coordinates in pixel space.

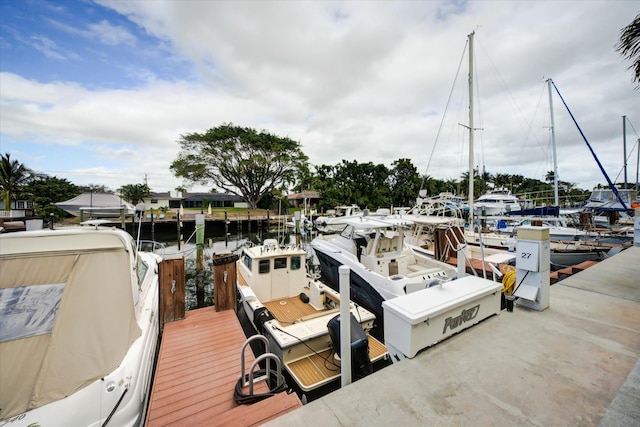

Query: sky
[1,0,638,196]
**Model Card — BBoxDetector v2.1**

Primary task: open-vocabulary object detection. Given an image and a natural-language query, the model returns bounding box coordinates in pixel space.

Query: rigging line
[476,41,546,152]
[550,81,631,212]
[422,38,469,192]
[624,115,640,139]
[612,144,640,184]
[473,46,485,179]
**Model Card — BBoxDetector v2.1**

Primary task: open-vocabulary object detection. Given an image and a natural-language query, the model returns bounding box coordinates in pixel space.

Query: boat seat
[405,267,446,278]
[377,238,391,253]
[388,236,399,252]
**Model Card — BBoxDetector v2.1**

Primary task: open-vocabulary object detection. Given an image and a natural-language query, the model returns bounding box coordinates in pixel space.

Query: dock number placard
[516,241,540,272]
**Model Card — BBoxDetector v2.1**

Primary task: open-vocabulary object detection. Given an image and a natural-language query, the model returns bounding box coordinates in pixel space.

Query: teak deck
[145,307,302,427]
[287,334,388,390]
[244,292,389,392]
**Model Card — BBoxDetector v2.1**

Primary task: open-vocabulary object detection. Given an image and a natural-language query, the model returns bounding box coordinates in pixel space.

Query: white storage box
[382,276,502,359]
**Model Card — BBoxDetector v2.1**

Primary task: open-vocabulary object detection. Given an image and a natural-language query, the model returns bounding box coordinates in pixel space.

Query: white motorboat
[310,217,458,321]
[473,188,522,216]
[314,204,365,233]
[0,226,160,426]
[236,239,387,393]
[54,192,136,218]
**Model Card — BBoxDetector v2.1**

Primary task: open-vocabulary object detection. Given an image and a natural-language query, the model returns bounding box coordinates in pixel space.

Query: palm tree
[0,153,33,211]
[616,13,640,88]
[118,183,151,205]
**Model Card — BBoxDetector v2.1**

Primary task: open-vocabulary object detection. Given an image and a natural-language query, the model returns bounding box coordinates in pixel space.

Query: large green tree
[388,158,422,207]
[616,13,640,88]
[0,153,34,211]
[26,175,79,220]
[171,124,309,209]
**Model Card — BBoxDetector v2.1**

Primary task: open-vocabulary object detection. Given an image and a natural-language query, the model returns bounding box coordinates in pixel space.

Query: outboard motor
[327,313,373,380]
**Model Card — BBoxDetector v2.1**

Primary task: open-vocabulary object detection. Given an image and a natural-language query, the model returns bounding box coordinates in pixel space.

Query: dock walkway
[145,308,301,427]
[266,246,640,426]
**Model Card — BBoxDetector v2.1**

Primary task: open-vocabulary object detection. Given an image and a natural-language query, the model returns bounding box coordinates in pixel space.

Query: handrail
[446,225,478,277]
[239,335,283,395]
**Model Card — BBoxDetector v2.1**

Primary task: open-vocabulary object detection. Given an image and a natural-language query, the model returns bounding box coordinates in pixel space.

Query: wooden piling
[212,253,239,311]
[158,255,186,330]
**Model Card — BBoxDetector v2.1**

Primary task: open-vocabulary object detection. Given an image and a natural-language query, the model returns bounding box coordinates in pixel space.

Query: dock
[265,246,640,426]
[145,308,302,426]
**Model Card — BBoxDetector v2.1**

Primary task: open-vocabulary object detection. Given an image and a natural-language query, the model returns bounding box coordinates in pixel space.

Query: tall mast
[468,31,475,219]
[547,78,559,206]
[623,115,627,189]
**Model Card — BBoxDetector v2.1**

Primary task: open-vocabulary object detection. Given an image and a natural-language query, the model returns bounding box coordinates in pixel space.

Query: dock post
[159,255,186,331]
[339,265,352,387]
[196,214,205,307]
[176,210,181,250]
[212,253,239,311]
[634,207,640,247]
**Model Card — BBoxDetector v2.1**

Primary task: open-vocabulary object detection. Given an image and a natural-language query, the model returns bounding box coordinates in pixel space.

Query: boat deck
[145,307,302,427]
[263,294,331,324]
[259,294,388,391]
[266,246,640,426]
[286,333,388,391]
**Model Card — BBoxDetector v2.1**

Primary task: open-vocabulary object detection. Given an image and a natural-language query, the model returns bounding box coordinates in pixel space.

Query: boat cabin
[239,239,309,302]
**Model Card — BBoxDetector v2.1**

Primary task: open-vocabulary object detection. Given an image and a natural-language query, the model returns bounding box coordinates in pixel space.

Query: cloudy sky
[1,0,638,195]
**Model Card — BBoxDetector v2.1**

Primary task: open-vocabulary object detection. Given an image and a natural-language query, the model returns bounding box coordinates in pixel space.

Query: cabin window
[274,257,287,269]
[243,255,253,271]
[291,256,301,270]
[0,283,65,342]
[137,257,149,285]
[340,225,354,239]
[259,260,270,274]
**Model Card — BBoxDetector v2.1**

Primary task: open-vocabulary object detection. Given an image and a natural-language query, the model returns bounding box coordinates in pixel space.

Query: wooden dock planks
[145,307,302,427]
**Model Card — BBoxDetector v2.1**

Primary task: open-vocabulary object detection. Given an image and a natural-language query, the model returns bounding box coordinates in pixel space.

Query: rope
[501,265,516,296]
[233,369,289,405]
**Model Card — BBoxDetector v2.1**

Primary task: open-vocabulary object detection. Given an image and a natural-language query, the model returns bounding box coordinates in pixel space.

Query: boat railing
[444,225,479,277]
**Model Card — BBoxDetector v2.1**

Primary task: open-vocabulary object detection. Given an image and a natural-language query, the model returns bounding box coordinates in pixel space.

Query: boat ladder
[234,335,286,404]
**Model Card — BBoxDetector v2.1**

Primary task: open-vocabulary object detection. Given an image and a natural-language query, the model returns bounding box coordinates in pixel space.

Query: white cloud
[2,0,639,194]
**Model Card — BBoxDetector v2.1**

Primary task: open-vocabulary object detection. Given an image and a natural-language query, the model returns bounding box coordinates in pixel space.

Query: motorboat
[236,239,387,393]
[0,225,160,426]
[314,204,365,233]
[473,188,521,216]
[310,217,458,321]
[54,192,136,218]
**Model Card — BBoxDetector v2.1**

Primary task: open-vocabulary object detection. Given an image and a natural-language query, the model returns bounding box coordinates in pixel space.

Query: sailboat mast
[468,31,475,219]
[623,115,627,189]
[547,78,559,206]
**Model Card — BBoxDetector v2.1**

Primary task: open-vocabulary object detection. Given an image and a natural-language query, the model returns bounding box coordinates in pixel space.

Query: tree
[616,13,640,88]
[0,153,34,211]
[26,175,79,220]
[171,124,309,209]
[118,183,151,205]
[78,183,112,194]
[389,159,422,207]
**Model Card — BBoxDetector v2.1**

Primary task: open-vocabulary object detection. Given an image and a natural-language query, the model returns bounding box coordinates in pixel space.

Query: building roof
[288,190,320,200]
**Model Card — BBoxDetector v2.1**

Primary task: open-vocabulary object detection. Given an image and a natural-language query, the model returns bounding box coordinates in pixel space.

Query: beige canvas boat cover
[0,229,142,419]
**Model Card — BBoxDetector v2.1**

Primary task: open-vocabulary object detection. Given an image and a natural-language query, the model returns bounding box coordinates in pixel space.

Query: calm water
[149,226,319,310]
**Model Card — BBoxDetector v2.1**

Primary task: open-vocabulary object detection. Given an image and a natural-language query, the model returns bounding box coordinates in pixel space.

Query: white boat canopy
[0,229,142,419]
[55,193,135,217]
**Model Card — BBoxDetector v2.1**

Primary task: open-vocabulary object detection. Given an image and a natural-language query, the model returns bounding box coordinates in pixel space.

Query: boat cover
[55,193,135,217]
[0,230,141,419]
